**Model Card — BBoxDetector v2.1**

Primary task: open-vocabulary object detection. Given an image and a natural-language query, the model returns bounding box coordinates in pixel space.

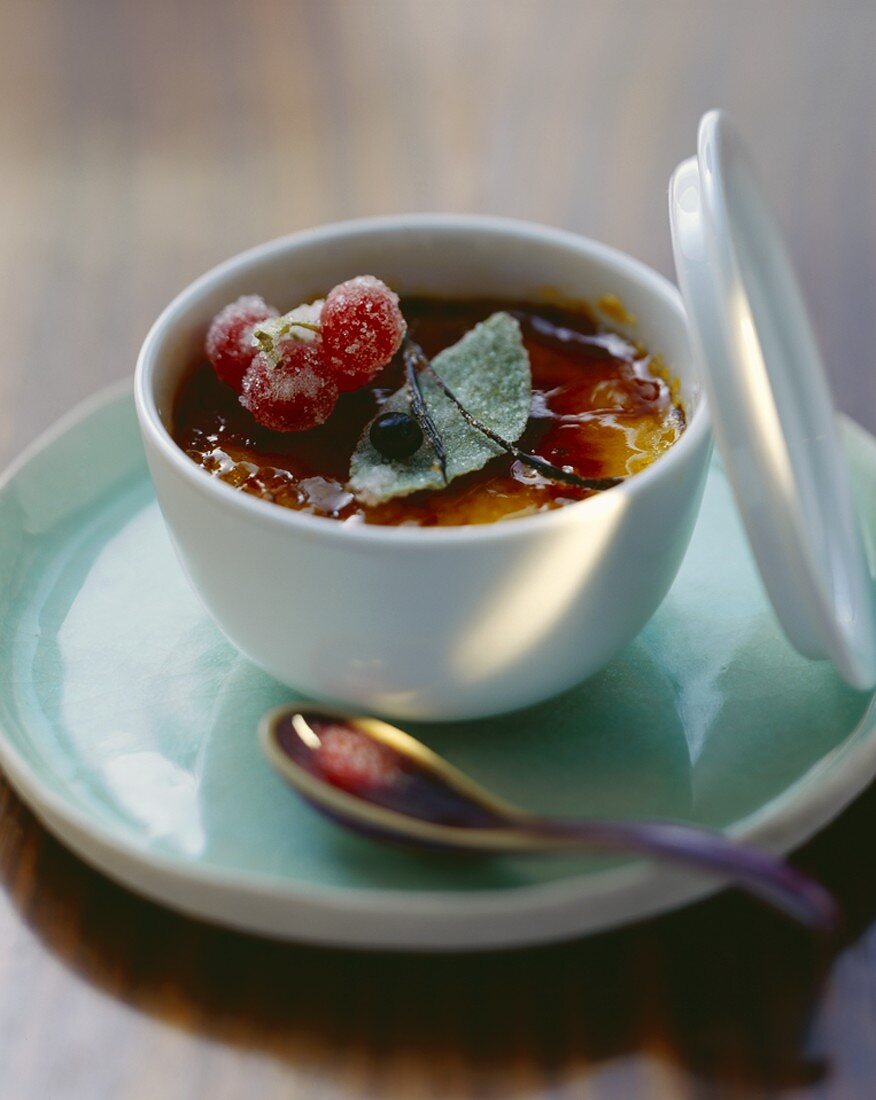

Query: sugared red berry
[240,343,338,432]
[311,722,402,793]
[320,275,406,391]
[206,295,278,392]
[369,411,423,460]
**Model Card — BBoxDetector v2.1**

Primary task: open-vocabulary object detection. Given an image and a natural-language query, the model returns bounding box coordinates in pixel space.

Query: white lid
[670,110,876,690]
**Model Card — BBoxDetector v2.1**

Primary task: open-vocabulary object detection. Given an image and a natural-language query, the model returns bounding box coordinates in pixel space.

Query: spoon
[260,706,838,932]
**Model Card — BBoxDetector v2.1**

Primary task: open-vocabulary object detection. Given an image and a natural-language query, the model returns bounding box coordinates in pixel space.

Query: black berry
[369,411,424,460]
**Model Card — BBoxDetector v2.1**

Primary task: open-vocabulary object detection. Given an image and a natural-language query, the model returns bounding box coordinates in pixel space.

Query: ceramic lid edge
[669,110,876,691]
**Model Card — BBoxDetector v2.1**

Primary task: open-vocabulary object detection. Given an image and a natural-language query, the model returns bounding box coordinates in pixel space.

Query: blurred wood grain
[1,1,875,1097]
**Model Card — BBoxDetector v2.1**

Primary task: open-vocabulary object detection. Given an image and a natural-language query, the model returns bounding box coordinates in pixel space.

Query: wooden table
[2,1,875,1095]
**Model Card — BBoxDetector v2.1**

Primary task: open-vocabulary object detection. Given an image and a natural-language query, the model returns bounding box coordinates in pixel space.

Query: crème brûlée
[173,290,685,527]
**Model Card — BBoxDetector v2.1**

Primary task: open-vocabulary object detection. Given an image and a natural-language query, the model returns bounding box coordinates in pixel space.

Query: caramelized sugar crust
[173,298,685,526]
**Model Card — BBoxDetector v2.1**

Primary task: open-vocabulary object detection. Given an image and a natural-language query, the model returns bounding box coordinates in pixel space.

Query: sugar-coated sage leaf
[348,312,530,505]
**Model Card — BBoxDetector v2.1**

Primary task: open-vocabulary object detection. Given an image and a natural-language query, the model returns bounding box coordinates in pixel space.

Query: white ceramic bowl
[135,215,711,721]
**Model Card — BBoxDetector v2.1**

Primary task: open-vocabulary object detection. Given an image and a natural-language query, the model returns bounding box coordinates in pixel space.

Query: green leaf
[348,312,531,505]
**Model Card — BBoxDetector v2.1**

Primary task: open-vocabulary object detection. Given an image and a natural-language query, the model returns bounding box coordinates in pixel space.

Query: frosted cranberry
[312,723,402,793]
[320,275,406,391]
[206,295,279,393]
[240,343,338,432]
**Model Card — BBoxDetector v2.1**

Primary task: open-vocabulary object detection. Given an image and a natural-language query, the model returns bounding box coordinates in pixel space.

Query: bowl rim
[134,213,712,545]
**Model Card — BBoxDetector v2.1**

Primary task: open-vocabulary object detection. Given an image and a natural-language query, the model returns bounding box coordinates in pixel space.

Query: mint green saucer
[0,384,874,949]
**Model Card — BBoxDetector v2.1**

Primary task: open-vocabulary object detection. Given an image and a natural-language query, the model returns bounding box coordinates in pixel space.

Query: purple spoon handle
[523,816,838,932]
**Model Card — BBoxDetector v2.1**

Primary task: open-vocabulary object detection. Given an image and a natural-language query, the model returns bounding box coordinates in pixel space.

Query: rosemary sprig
[404,337,622,494]
[402,340,448,483]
